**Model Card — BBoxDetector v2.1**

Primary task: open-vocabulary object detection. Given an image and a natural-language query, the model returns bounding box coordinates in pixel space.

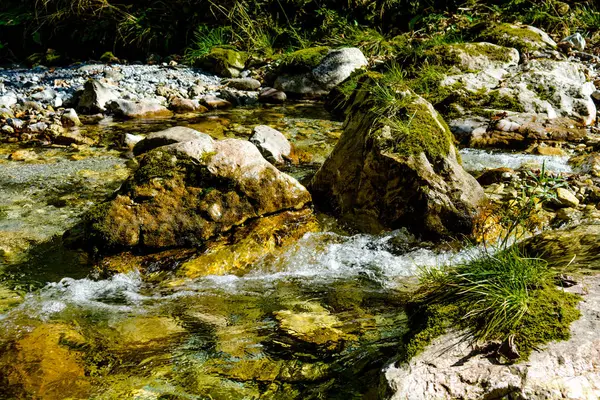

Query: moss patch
[479,23,551,52]
[278,46,330,74]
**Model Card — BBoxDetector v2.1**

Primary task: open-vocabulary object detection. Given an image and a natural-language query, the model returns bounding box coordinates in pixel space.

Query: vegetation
[401,164,581,363]
[0,0,597,63]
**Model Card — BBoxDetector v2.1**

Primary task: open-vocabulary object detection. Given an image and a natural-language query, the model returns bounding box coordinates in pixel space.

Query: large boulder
[478,23,557,53]
[77,79,118,113]
[310,76,484,238]
[275,47,368,98]
[78,137,312,253]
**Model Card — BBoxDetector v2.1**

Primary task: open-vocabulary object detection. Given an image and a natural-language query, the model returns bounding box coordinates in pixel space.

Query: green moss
[425,43,514,69]
[480,23,551,52]
[99,51,118,63]
[278,46,330,74]
[134,150,180,184]
[198,46,248,77]
[400,248,582,364]
[325,69,382,116]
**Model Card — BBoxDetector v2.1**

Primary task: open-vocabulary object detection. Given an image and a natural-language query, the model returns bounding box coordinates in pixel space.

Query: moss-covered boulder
[76,136,312,254]
[274,47,368,98]
[425,42,520,72]
[478,23,557,53]
[0,324,90,399]
[198,47,248,78]
[311,76,484,239]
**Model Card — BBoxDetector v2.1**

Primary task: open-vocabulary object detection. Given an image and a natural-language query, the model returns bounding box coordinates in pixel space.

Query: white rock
[556,187,580,208]
[250,125,292,164]
[561,33,586,52]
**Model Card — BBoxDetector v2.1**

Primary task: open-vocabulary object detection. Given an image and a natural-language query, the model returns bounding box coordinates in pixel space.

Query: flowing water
[0,103,543,399]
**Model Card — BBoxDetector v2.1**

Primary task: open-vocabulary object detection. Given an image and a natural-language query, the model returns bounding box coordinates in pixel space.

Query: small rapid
[460,148,573,173]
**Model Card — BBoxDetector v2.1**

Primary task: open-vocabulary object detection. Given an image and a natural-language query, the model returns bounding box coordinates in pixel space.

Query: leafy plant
[184,25,231,64]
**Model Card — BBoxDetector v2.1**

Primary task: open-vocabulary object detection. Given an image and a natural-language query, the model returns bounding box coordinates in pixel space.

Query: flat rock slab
[385,275,600,400]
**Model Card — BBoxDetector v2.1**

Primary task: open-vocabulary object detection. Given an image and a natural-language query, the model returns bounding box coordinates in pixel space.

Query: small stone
[560,33,586,52]
[1,125,14,134]
[259,87,286,104]
[9,149,38,161]
[61,108,82,127]
[27,122,48,133]
[124,133,144,150]
[108,99,172,119]
[188,85,205,98]
[556,187,580,208]
[169,97,207,113]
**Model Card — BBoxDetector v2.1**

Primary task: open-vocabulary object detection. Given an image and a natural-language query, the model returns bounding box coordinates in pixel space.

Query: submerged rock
[310,76,484,238]
[77,136,312,253]
[0,324,90,399]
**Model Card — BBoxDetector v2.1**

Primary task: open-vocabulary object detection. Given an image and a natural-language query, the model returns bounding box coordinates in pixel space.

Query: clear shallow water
[460,148,573,174]
[0,103,566,399]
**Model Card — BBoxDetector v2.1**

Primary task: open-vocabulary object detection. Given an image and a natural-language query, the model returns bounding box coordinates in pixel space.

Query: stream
[0,101,576,399]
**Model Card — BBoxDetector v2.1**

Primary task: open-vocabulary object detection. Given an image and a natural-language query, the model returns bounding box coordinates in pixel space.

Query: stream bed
[0,102,566,399]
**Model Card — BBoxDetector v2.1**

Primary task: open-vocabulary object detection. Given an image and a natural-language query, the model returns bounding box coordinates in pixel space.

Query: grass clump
[403,247,581,362]
[184,25,232,64]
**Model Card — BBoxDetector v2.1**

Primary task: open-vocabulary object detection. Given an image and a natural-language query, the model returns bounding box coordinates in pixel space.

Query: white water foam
[460,148,572,173]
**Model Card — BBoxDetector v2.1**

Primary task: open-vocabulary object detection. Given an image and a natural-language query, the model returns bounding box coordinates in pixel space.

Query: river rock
[310,76,485,238]
[77,79,118,113]
[384,275,600,400]
[108,99,172,119]
[133,126,212,156]
[555,187,580,208]
[249,125,292,164]
[61,108,82,127]
[275,47,368,98]
[9,149,38,162]
[79,137,312,252]
[169,97,207,113]
[259,87,286,104]
[225,78,261,91]
[0,92,17,108]
[199,95,232,109]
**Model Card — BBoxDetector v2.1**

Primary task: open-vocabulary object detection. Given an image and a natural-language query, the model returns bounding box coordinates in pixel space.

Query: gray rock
[250,125,292,164]
[7,118,24,130]
[0,92,17,108]
[31,88,56,102]
[27,122,48,133]
[104,70,125,82]
[188,85,205,98]
[77,79,118,113]
[108,99,171,119]
[61,108,82,127]
[169,97,205,113]
[199,95,232,109]
[275,47,368,97]
[133,126,212,156]
[224,78,261,91]
[385,273,600,400]
[555,187,580,208]
[560,33,586,52]
[259,87,286,104]
[219,89,258,107]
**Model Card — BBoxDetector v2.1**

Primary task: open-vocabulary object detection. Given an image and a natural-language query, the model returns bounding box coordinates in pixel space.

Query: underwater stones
[180,208,318,278]
[108,99,172,119]
[9,149,38,162]
[81,137,311,252]
[250,125,292,164]
[275,47,368,98]
[273,309,356,349]
[132,126,212,156]
[109,316,186,349]
[310,77,484,239]
[197,47,248,78]
[0,324,90,399]
[77,79,118,113]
